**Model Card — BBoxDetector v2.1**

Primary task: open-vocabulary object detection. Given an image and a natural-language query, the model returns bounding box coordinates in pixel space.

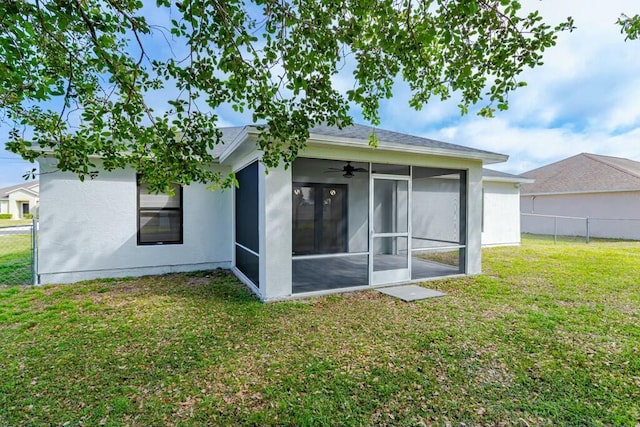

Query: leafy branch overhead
[618,13,640,40]
[0,0,574,191]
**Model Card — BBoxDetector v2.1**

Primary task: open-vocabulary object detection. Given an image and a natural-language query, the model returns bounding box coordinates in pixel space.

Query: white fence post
[586,217,590,244]
[32,218,38,285]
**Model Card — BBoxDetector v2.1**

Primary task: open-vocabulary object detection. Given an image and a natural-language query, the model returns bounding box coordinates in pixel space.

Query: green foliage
[23,213,33,219]
[0,1,574,191]
[618,13,640,40]
[0,214,12,219]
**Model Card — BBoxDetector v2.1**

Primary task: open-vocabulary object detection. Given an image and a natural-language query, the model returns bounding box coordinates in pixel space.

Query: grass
[416,249,460,267]
[0,219,33,227]
[0,234,32,285]
[0,236,639,426]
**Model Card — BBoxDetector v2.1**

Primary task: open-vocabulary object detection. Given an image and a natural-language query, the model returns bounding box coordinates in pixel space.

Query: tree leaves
[0,0,575,191]
[618,13,640,41]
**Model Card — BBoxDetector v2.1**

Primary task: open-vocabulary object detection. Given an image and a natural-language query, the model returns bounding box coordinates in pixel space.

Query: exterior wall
[6,189,39,219]
[37,158,233,284]
[482,181,522,246]
[0,200,7,214]
[520,191,640,239]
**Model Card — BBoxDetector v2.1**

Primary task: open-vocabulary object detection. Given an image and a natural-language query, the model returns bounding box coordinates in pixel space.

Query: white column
[466,165,483,274]
[260,163,293,300]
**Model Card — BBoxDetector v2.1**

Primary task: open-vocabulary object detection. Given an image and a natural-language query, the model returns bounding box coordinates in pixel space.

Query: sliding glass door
[292,183,348,255]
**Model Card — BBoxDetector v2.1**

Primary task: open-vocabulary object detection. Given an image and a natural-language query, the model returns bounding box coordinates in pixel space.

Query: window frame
[136,175,184,246]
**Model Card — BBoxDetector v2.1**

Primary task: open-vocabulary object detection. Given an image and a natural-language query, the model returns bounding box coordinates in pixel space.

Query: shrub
[0,213,12,219]
[23,214,34,219]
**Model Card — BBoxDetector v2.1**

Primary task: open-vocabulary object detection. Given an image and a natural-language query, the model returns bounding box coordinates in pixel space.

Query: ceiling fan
[324,161,368,178]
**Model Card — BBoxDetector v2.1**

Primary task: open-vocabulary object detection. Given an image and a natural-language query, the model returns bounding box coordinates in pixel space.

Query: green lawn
[0,236,638,426]
[0,219,33,227]
[0,234,32,285]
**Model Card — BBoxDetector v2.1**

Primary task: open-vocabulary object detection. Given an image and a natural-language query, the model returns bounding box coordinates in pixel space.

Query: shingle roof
[0,180,39,199]
[521,153,640,194]
[217,123,506,161]
[308,123,502,157]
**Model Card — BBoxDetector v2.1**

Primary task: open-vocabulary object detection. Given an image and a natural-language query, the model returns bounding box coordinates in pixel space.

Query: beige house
[521,153,640,239]
[0,180,39,219]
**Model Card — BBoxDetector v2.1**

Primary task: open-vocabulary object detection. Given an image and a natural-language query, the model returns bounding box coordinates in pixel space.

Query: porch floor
[292,255,460,294]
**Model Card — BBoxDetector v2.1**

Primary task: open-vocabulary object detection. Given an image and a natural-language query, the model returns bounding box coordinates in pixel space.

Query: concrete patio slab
[377,285,446,302]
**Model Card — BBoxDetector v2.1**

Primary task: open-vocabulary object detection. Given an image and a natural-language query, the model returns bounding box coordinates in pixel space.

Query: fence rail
[521,213,640,243]
[0,220,37,285]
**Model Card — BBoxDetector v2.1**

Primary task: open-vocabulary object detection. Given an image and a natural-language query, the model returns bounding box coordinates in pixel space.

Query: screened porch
[291,158,467,294]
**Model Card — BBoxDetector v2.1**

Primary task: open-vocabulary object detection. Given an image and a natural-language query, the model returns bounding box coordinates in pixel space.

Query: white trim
[258,161,267,299]
[371,173,411,181]
[372,232,409,238]
[482,176,534,184]
[234,242,259,257]
[218,127,251,163]
[412,245,466,252]
[370,173,412,286]
[231,151,261,173]
[5,187,39,196]
[306,134,508,165]
[522,188,640,196]
[292,252,368,260]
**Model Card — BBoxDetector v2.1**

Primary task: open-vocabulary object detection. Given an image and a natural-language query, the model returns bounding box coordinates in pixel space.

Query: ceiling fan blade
[353,167,368,172]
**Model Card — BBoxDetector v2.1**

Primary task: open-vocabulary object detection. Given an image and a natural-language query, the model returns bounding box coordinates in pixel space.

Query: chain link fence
[0,220,37,285]
[522,213,640,243]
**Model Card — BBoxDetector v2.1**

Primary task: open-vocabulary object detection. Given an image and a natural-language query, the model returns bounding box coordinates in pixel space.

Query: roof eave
[6,187,39,196]
[218,127,252,163]
[483,176,534,184]
[305,133,508,164]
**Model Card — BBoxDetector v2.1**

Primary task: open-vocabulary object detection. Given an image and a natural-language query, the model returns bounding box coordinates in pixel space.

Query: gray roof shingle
[217,123,505,160]
[309,123,501,156]
[521,153,640,194]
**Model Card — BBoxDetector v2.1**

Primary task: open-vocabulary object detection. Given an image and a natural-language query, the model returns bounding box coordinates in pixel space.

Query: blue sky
[1,0,639,187]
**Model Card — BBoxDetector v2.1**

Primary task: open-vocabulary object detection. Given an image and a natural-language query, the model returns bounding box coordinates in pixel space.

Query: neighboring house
[520,153,640,239]
[0,180,39,219]
[37,124,510,301]
[482,169,533,247]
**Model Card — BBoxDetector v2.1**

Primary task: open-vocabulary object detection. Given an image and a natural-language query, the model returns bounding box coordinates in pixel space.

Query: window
[137,177,183,245]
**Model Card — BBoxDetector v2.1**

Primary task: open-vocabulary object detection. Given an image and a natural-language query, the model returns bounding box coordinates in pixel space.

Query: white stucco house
[521,153,640,240]
[0,180,39,219]
[37,124,516,301]
[482,169,533,247]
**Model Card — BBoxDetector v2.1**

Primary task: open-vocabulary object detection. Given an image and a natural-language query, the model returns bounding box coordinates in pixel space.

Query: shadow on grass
[83,269,261,307]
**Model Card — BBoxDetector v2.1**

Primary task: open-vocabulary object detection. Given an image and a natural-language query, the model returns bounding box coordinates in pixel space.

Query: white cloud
[373,0,640,174]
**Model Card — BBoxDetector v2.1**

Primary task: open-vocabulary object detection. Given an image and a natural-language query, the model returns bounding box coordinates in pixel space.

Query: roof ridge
[583,153,640,181]
[522,153,584,177]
